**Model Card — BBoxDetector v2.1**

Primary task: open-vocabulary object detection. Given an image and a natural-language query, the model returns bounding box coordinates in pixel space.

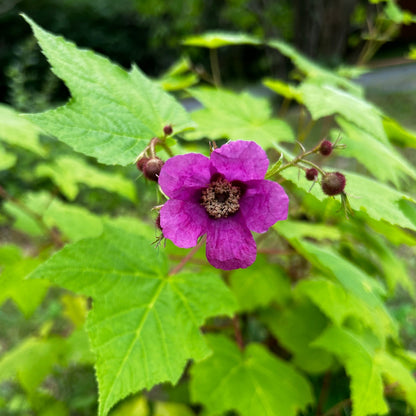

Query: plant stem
[210,48,222,87]
[277,143,325,175]
[232,315,244,351]
[168,235,207,276]
[316,371,331,416]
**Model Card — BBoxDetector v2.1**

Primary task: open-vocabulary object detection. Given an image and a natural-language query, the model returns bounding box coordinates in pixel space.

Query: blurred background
[1,0,416,125]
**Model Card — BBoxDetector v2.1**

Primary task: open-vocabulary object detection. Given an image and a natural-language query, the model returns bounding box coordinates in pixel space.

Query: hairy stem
[168,235,207,276]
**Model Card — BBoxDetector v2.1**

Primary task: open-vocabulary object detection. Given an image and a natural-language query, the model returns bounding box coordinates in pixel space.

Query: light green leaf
[314,326,416,416]
[335,117,416,186]
[157,57,198,91]
[30,225,236,416]
[0,337,61,394]
[229,256,291,312]
[4,191,103,241]
[295,277,393,334]
[263,78,303,101]
[0,144,17,170]
[260,302,333,374]
[186,87,294,153]
[275,220,342,241]
[267,40,363,96]
[281,168,416,231]
[22,15,194,166]
[299,82,388,142]
[0,244,49,317]
[154,402,195,416]
[383,116,416,147]
[183,32,261,48]
[35,155,137,201]
[190,335,314,416]
[0,104,47,156]
[109,396,149,416]
[276,238,397,341]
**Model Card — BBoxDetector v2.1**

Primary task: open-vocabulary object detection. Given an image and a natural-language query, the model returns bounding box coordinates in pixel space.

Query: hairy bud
[143,157,164,182]
[321,172,346,196]
[163,124,173,136]
[136,157,150,171]
[319,140,333,156]
[305,168,318,181]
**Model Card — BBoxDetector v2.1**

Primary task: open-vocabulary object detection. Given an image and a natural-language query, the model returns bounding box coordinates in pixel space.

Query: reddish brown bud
[136,157,150,171]
[305,168,318,181]
[319,140,333,156]
[163,124,173,136]
[321,172,346,196]
[143,157,164,182]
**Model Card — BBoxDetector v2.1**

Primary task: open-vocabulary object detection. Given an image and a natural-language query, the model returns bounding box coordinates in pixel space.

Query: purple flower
[158,140,289,270]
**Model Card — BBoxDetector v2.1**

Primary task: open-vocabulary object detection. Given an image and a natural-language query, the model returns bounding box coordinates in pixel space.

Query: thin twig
[209,48,222,87]
[168,235,207,276]
[232,315,244,351]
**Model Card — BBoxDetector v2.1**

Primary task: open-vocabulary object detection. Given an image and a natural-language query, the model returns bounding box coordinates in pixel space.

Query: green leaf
[183,32,261,48]
[190,335,314,416]
[336,117,416,186]
[4,191,103,241]
[186,87,294,153]
[30,225,236,416]
[0,144,17,170]
[0,244,49,317]
[154,402,196,416]
[0,337,62,394]
[295,277,393,334]
[275,220,342,241]
[267,40,363,95]
[314,326,416,416]
[22,15,194,166]
[110,396,149,416]
[383,116,416,147]
[157,57,198,91]
[299,82,388,142]
[263,78,303,101]
[229,256,291,311]
[260,302,334,373]
[35,155,137,201]
[276,238,397,341]
[281,168,416,231]
[0,104,47,156]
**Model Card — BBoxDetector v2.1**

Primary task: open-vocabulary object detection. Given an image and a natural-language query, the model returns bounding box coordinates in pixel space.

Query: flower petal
[205,214,256,270]
[210,140,269,182]
[240,179,289,233]
[158,153,211,199]
[160,199,208,248]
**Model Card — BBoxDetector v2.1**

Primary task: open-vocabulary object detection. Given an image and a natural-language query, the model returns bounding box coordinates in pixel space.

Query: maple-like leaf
[30,225,236,416]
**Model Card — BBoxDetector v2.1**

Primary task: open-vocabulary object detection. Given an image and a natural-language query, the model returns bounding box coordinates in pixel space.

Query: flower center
[201,174,242,219]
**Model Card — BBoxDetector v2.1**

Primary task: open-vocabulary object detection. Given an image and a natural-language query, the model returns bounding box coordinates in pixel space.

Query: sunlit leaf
[35,155,137,201]
[23,15,194,166]
[186,87,294,154]
[30,225,236,416]
[190,335,314,416]
[183,32,261,48]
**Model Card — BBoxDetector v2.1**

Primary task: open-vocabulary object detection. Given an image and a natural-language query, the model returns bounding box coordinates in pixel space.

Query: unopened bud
[136,157,150,171]
[163,124,173,136]
[319,140,333,156]
[305,168,318,181]
[143,157,164,182]
[321,172,346,196]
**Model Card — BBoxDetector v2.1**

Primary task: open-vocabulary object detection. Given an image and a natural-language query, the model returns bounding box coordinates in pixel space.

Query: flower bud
[321,172,346,196]
[143,157,164,182]
[319,140,333,156]
[136,157,150,171]
[163,124,173,136]
[305,168,318,181]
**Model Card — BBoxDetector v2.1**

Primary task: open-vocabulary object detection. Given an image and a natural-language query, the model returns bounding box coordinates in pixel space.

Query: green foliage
[22,15,194,166]
[30,225,236,416]
[190,335,314,416]
[2,15,416,416]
